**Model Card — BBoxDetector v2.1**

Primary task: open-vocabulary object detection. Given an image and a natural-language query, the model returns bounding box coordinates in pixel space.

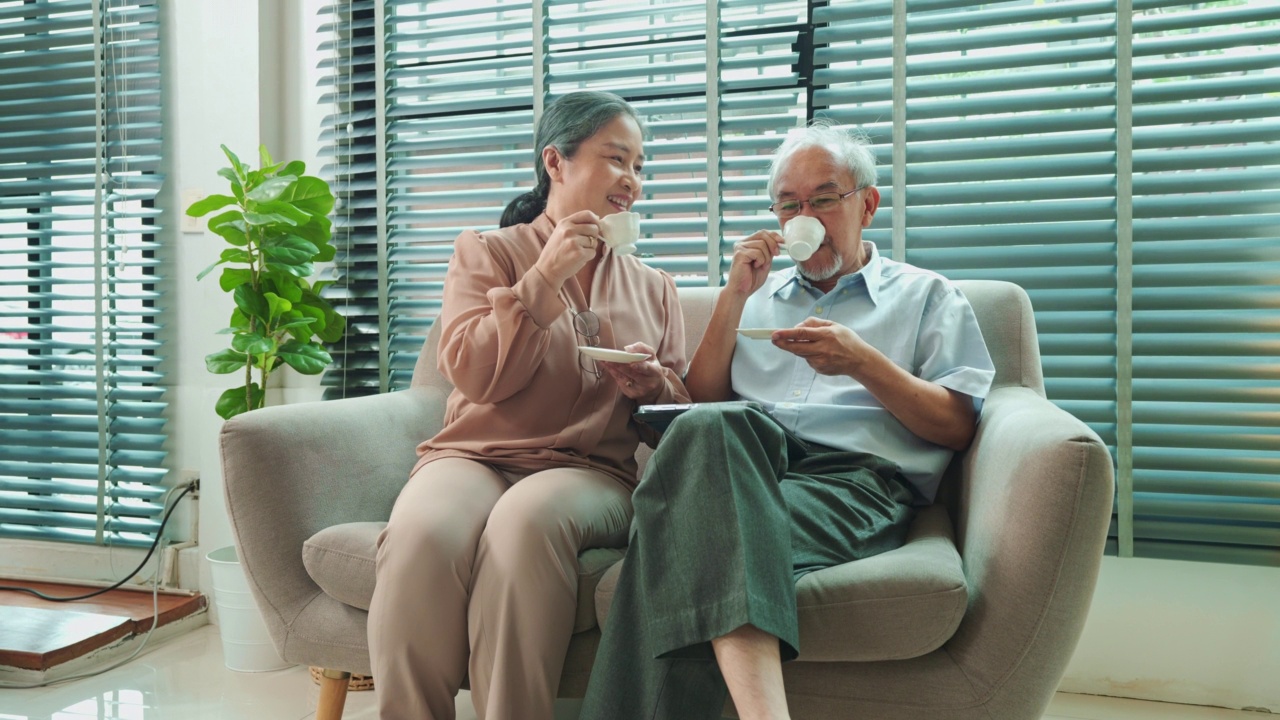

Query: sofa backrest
[414,279,1042,396]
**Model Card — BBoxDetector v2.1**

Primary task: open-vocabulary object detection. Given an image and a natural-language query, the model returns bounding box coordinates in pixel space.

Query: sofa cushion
[303,522,382,612]
[302,521,624,634]
[594,504,967,662]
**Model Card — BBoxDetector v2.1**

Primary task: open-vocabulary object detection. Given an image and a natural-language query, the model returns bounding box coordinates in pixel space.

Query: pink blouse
[414,214,690,489]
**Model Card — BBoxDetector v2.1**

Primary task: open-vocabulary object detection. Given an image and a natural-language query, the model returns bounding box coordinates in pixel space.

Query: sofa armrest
[945,385,1114,700]
[220,386,448,632]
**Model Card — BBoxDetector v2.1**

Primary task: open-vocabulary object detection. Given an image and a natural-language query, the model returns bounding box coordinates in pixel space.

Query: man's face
[772,146,880,282]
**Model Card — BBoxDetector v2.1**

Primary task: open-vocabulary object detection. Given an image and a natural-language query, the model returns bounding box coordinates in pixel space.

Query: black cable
[0,482,196,602]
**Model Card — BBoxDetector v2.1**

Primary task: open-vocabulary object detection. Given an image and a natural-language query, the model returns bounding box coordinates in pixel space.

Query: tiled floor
[0,625,1265,720]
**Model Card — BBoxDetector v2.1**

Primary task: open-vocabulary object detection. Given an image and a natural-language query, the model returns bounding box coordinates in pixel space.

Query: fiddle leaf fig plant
[186,145,345,419]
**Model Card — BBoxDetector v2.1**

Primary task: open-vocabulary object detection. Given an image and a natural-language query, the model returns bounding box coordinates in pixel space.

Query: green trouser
[580,403,918,720]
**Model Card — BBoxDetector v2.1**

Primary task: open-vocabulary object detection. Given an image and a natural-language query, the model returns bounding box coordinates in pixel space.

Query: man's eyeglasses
[573,310,602,379]
[768,185,867,218]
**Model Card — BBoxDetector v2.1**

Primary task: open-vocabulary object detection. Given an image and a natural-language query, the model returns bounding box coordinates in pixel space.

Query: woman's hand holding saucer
[600,341,664,403]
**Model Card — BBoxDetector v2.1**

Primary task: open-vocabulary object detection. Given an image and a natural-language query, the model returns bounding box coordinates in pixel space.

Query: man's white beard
[797,247,843,283]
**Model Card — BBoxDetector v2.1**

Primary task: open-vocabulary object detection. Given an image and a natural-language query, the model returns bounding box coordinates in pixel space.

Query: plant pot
[206,545,295,672]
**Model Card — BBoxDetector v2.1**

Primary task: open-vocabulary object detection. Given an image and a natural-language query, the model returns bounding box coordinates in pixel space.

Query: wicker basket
[309,665,376,691]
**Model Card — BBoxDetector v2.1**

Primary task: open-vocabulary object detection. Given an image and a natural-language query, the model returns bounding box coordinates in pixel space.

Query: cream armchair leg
[316,668,351,720]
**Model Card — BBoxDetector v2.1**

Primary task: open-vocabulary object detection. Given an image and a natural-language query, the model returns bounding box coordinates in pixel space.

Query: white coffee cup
[782,215,824,262]
[598,211,640,256]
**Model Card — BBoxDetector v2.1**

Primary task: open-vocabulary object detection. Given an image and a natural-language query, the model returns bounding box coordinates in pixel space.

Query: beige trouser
[368,457,633,720]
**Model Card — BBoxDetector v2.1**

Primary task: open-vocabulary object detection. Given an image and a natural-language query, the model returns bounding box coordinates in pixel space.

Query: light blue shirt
[731,242,995,503]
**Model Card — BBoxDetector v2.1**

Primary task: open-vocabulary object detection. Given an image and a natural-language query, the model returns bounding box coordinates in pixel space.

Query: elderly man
[579,123,996,720]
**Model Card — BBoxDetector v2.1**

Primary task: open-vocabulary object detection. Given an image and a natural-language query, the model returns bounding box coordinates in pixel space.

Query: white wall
[163,0,328,607]
[5,2,1279,713]
[1060,556,1280,712]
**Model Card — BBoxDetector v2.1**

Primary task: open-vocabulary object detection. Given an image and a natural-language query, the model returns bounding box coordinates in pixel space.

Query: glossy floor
[0,626,1262,720]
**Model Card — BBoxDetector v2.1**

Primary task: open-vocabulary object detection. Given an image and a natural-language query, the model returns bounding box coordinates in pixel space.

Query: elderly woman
[367,91,690,720]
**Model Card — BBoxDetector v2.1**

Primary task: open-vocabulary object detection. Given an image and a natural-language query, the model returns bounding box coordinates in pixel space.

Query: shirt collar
[769,241,882,306]
[532,212,555,243]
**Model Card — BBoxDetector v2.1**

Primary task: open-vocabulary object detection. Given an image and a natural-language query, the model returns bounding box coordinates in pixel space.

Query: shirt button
[815,306,824,314]
[792,391,801,397]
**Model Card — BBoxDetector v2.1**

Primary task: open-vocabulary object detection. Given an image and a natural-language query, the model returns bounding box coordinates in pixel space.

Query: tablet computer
[633,400,763,433]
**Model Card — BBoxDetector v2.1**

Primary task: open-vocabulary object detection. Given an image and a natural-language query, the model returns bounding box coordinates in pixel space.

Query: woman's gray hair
[766,121,878,199]
[501,91,645,227]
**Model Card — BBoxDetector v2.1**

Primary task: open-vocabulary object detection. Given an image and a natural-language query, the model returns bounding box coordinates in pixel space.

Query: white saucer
[578,346,649,363]
[736,328,783,340]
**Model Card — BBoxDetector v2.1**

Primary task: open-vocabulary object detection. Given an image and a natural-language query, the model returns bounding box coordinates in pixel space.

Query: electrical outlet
[181,189,204,233]
[176,468,200,496]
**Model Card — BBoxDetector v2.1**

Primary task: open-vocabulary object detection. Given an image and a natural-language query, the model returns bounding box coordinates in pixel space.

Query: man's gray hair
[766,121,878,199]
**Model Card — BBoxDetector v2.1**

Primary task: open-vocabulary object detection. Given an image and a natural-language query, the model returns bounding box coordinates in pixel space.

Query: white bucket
[206,545,294,672]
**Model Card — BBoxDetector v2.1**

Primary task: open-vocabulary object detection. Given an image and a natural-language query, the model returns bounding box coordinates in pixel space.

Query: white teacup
[599,211,640,256]
[782,215,824,262]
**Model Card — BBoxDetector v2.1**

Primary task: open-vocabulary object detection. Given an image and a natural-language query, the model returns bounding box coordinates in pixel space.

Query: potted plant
[186,146,345,672]
[186,145,344,419]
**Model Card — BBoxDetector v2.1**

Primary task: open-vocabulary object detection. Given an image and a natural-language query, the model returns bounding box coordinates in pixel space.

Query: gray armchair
[220,280,1113,720]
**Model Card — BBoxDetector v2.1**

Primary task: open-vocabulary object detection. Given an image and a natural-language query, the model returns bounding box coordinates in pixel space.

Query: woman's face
[546,114,644,220]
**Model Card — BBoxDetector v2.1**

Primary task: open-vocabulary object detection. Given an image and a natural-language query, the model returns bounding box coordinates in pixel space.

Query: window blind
[1128,0,1280,565]
[546,0,711,285]
[0,0,167,548]
[317,0,1280,566]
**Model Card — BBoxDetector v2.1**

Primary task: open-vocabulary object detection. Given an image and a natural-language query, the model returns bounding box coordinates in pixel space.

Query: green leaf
[216,326,238,335]
[255,199,311,225]
[270,270,304,302]
[278,160,305,177]
[231,332,274,356]
[263,291,292,320]
[229,307,251,330]
[215,383,265,419]
[186,194,238,217]
[246,176,295,203]
[196,258,225,281]
[294,304,326,334]
[220,248,252,264]
[205,349,248,374]
[207,210,249,246]
[243,211,297,226]
[278,341,332,375]
[220,145,248,181]
[279,176,334,216]
[267,260,314,278]
[291,218,329,245]
[312,240,336,263]
[234,284,270,322]
[245,171,267,200]
[219,267,253,293]
[259,145,274,169]
[276,317,316,332]
[263,235,319,265]
[217,168,245,200]
[299,290,346,344]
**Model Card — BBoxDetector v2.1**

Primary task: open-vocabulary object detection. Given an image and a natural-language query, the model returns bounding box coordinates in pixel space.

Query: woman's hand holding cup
[536,210,601,289]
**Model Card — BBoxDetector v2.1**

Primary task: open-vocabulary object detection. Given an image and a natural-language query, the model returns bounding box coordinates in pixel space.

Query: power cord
[0,482,195,601]
[0,481,197,690]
